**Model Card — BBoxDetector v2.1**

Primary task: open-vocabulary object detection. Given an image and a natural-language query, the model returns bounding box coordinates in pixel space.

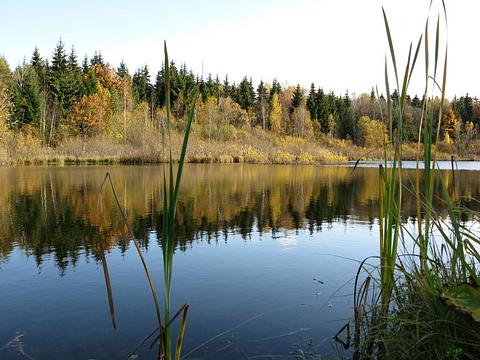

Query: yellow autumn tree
[196,96,218,126]
[0,57,13,147]
[442,107,460,144]
[70,91,111,145]
[355,115,388,147]
[292,102,314,139]
[269,93,282,134]
[92,64,121,92]
[327,113,336,138]
[220,97,249,128]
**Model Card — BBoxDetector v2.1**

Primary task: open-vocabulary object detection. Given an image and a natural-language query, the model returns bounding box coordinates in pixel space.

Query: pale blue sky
[1,0,478,97]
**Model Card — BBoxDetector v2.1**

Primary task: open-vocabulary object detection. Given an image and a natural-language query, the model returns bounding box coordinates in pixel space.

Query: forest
[1,40,479,164]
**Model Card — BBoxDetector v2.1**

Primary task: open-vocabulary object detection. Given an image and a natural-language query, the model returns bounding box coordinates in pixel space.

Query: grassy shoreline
[2,127,477,166]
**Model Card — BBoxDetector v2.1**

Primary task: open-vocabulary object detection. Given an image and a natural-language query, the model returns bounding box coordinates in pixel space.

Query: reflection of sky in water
[0,218,378,359]
[276,233,298,248]
[347,160,480,170]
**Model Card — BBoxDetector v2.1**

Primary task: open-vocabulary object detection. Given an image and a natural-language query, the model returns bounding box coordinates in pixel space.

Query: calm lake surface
[1,163,479,359]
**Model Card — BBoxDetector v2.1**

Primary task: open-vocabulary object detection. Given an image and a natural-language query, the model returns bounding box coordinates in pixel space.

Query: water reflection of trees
[0,165,478,270]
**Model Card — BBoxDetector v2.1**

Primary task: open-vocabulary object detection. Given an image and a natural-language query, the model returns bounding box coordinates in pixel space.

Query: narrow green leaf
[434,14,440,79]
[382,7,399,90]
[175,305,189,360]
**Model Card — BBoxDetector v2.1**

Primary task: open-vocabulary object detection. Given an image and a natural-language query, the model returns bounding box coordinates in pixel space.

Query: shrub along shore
[0,126,471,166]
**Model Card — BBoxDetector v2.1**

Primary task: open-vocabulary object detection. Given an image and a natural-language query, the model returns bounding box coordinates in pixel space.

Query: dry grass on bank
[1,124,478,166]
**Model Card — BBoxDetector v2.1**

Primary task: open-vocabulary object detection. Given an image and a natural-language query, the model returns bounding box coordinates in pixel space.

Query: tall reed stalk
[160,40,197,360]
[101,42,197,360]
[379,6,422,316]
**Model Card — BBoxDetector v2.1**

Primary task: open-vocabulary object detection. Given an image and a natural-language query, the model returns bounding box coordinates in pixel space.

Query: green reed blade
[175,304,189,360]
[434,15,440,80]
[172,89,197,218]
[384,57,392,140]
[382,7,399,90]
[160,41,196,360]
[408,35,423,87]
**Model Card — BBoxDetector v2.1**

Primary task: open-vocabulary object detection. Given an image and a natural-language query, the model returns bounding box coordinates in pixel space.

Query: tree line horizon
[1,40,479,153]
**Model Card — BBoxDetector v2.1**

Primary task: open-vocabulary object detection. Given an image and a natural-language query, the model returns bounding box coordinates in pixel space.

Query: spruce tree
[256,80,268,128]
[90,51,104,67]
[63,46,84,111]
[83,69,97,96]
[31,47,42,72]
[154,68,165,108]
[49,39,70,115]
[316,87,328,131]
[132,65,151,103]
[463,93,474,121]
[306,83,317,120]
[235,76,255,111]
[223,75,230,97]
[291,84,303,110]
[269,79,281,101]
[82,55,89,74]
[12,65,42,127]
[412,95,421,108]
[31,47,48,86]
[117,60,129,80]
[51,40,67,74]
[206,73,214,98]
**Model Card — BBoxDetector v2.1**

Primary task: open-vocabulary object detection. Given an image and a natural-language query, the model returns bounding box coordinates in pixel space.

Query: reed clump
[343,2,480,359]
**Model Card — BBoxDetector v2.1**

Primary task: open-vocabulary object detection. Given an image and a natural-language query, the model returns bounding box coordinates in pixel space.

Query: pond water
[1,163,479,359]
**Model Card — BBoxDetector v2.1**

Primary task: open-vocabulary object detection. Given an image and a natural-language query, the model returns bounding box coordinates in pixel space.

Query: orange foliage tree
[70,90,111,144]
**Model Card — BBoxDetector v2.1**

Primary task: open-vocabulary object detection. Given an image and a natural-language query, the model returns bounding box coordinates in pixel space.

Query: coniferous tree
[223,75,231,98]
[29,48,50,140]
[81,55,89,74]
[168,61,180,107]
[198,76,207,102]
[90,51,104,67]
[269,79,281,102]
[235,76,255,111]
[154,69,166,108]
[390,90,399,107]
[31,47,42,72]
[205,74,215,98]
[63,47,84,111]
[83,68,97,96]
[117,60,129,81]
[214,75,220,99]
[256,80,268,129]
[132,65,151,103]
[412,95,421,108]
[316,87,328,132]
[31,47,48,85]
[463,94,474,121]
[306,83,317,120]
[291,84,303,112]
[337,91,353,139]
[12,65,42,127]
[49,39,70,115]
